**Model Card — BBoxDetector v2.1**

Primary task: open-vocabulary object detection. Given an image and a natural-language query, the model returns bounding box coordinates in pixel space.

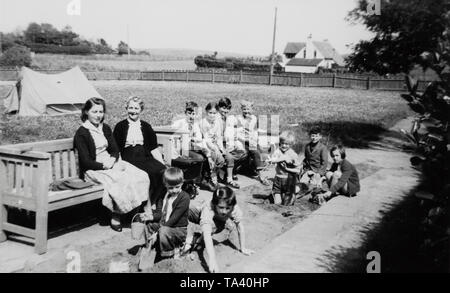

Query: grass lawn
[0,80,412,150]
[32,54,197,71]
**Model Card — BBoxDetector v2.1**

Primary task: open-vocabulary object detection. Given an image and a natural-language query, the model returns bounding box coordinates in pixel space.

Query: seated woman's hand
[112,161,126,172]
[102,158,115,169]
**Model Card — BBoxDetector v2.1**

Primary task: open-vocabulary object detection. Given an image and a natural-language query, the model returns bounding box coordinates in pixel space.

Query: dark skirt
[122,145,167,203]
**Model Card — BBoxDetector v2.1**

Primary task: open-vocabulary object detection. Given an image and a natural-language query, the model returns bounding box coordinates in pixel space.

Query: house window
[314,50,317,58]
[303,50,306,58]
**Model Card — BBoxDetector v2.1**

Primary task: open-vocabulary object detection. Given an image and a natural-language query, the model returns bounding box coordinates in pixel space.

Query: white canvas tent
[3,66,102,116]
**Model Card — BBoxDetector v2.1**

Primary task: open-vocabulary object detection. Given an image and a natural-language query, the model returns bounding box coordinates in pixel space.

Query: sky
[0,0,373,56]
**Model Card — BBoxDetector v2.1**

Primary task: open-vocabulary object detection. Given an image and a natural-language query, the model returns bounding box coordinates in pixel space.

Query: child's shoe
[285,193,295,206]
[210,174,218,186]
[226,180,240,189]
[200,178,216,192]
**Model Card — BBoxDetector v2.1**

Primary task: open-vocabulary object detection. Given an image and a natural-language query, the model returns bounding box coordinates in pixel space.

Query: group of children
[171,97,270,191]
[268,126,360,205]
[138,168,252,273]
[136,98,361,273]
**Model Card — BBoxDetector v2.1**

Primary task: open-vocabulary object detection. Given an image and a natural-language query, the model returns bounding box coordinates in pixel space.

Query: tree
[117,41,134,55]
[1,32,25,51]
[24,22,44,44]
[398,12,450,268]
[40,23,59,44]
[94,38,114,54]
[346,0,450,75]
[99,38,108,47]
[266,52,283,63]
[0,45,32,67]
[61,26,79,46]
[117,41,128,55]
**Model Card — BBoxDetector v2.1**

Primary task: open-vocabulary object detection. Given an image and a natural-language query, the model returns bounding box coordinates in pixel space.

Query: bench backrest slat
[15,162,23,195]
[0,159,36,197]
[62,150,69,179]
[53,152,61,180]
[24,163,33,196]
[48,154,53,182]
[7,161,15,193]
[69,150,78,178]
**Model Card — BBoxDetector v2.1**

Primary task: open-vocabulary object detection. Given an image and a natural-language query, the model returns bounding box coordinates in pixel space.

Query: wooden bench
[0,126,189,254]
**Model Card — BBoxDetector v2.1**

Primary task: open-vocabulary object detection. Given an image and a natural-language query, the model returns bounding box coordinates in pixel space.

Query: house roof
[312,41,345,66]
[286,58,323,67]
[283,42,306,54]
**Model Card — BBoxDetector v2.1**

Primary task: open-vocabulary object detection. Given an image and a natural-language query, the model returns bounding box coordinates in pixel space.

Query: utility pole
[269,7,278,85]
[127,24,130,59]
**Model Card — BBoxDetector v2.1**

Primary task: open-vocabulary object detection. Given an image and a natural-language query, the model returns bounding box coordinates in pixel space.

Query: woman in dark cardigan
[113,96,167,214]
[74,98,150,232]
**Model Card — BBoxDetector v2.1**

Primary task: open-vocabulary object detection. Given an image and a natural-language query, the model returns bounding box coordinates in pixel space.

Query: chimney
[305,33,313,59]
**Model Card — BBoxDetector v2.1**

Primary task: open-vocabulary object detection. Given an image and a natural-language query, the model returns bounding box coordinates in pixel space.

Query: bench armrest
[0,147,51,160]
[0,148,51,199]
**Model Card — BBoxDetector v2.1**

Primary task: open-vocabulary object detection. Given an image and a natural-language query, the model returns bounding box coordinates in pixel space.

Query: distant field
[0,81,412,150]
[32,54,197,71]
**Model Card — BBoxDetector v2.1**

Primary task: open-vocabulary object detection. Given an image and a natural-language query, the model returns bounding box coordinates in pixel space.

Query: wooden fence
[0,68,433,91]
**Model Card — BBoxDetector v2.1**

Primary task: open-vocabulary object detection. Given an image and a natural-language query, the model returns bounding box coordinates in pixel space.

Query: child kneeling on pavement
[314,145,360,204]
[183,186,254,273]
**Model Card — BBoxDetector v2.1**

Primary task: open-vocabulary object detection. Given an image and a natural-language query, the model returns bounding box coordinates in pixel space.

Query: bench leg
[35,210,48,254]
[0,204,7,243]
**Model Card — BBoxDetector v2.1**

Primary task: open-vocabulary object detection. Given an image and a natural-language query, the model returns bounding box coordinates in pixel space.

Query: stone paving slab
[225,149,420,273]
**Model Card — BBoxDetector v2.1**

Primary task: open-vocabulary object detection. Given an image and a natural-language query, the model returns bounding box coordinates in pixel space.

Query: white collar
[82,120,103,133]
[127,118,141,126]
[165,192,180,200]
[205,117,217,126]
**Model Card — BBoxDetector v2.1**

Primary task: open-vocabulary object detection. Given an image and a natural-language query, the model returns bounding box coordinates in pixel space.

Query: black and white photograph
[0,0,448,276]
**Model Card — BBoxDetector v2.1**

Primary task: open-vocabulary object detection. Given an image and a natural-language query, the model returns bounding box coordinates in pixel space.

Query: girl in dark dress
[113,96,167,211]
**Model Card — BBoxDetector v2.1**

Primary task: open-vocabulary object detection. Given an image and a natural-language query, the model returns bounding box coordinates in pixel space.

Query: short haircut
[218,97,232,110]
[330,144,346,159]
[240,100,253,109]
[163,167,184,186]
[279,130,295,145]
[309,125,322,135]
[81,97,105,122]
[205,102,219,112]
[125,96,144,111]
[185,101,198,113]
[211,186,237,208]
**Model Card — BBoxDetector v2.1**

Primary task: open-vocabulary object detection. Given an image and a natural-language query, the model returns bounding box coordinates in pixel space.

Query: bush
[399,11,450,266]
[0,45,32,67]
[27,43,92,55]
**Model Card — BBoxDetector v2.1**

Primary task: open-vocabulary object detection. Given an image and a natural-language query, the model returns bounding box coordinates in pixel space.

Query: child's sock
[273,193,282,205]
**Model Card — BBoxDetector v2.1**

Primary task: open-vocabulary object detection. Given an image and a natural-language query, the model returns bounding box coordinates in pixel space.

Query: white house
[283,35,345,73]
